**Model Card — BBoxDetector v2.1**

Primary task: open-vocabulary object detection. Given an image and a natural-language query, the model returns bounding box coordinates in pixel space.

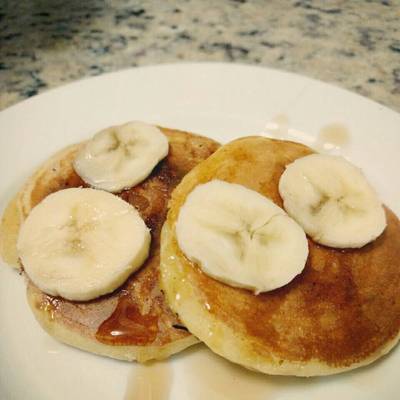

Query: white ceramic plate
[0,63,399,400]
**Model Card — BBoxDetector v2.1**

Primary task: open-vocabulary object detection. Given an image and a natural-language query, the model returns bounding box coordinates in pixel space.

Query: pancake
[0,127,219,362]
[160,136,400,376]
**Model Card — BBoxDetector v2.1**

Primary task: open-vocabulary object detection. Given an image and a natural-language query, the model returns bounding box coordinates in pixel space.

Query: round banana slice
[175,180,308,294]
[279,154,386,248]
[17,188,151,301]
[74,121,169,193]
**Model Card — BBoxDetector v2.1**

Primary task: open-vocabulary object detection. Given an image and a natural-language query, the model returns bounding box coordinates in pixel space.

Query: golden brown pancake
[0,127,219,362]
[160,136,400,375]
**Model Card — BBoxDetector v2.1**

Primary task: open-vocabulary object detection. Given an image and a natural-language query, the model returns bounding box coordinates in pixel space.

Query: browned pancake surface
[190,209,400,366]
[25,128,219,349]
[162,136,400,372]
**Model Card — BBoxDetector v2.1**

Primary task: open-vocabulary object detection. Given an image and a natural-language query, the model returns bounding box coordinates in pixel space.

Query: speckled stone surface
[0,0,399,112]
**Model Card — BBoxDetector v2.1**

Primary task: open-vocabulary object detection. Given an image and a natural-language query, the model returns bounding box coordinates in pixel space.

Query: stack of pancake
[1,126,399,376]
[0,127,218,362]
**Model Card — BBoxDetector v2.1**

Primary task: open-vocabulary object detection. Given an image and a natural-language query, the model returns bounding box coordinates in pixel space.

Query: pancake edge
[0,143,82,268]
[27,281,199,362]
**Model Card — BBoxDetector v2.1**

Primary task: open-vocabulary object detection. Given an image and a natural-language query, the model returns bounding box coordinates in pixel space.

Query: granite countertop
[0,0,399,112]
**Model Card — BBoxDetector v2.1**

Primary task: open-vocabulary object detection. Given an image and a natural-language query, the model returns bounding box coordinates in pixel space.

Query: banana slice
[74,121,169,193]
[278,154,386,248]
[17,188,150,301]
[175,180,308,294]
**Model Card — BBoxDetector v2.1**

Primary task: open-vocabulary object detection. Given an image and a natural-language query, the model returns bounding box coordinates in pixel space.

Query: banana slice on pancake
[279,154,386,248]
[74,121,169,193]
[176,179,308,294]
[17,188,150,301]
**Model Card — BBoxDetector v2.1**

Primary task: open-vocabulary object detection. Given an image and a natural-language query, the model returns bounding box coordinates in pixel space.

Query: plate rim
[1,62,398,117]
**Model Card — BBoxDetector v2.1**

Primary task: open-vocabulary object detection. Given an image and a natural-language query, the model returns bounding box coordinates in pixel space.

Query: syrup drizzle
[96,291,158,345]
[182,347,308,400]
[39,295,61,321]
[315,123,350,153]
[124,362,172,400]
[264,115,350,154]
